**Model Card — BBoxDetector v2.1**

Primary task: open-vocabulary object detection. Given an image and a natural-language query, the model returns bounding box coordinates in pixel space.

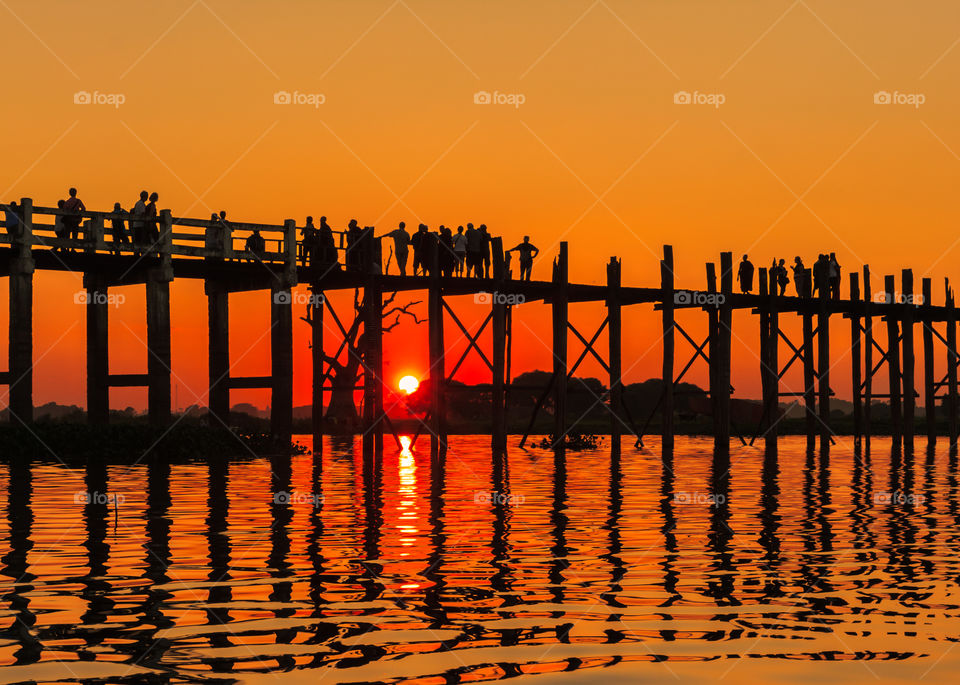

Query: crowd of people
[737,252,843,298]
[2,189,543,280]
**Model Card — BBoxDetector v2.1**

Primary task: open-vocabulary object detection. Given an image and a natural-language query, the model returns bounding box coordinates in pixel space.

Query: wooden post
[947,279,958,451]
[428,237,445,449]
[85,273,109,425]
[362,230,384,456]
[608,257,622,451]
[802,270,816,452]
[706,262,719,441]
[901,269,915,454]
[206,282,230,426]
[817,274,831,454]
[759,268,770,434]
[8,198,34,424]
[850,273,862,450]
[922,278,935,451]
[270,284,293,439]
[146,274,171,426]
[885,275,903,450]
[552,242,569,448]
[661,245,675,454]
[863,266,873,452]
[715,252,733,455]
[491,237,507,452]
[311,286,323,446]
[765,268,779,452]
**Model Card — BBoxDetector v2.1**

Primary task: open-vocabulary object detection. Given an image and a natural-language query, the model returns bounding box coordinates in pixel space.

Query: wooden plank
[108,373,150,387]
[230,375,272,389]
[661,245,675,454]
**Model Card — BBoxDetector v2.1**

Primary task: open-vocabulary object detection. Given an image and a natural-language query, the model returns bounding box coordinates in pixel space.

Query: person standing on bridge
[145,192,160,247]
[318,216,336,270]
[301,216,317,267]
[245,228,265,261]
[411,223,428,275]
[385,221,411,276]
[777,258,789,296]
[130,191,148,250]
[3,201,20,238]
[453,225,467,276]
[792,257,806,297]
[829,252,841,300]
[737,254,754,293]
[480,224,491,278]
[346,219,363,271]
[506,236,539,281]
[110,202,129,253]
[465,223,482,278]
[63,187,86,244]
[440,226,456,278]
[812,254,828,298]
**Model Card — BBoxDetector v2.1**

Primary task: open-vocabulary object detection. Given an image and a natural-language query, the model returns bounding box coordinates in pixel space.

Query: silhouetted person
[480,224,491,278]
[245,228,265,260]
[301,216,316,266]
[737,254,754,293]
[346,219,363,271]
[131,190,148,248]
[777,258,789,296]
[53,199,67,246]
[145,192,159,245]
[216,210,231,256]
[386,221,411,276]
[440,226,456,278]
[507,236,539,281]
[465,223,482,277]
[3,201,20,239]
[111,202,129,253]
[792,256,806,297]
[812,254,828,298]
[411,223,428,275]
[63,187,85,242]
[829,252,841,300]
[318,216,336,269]
[453,225,466,276]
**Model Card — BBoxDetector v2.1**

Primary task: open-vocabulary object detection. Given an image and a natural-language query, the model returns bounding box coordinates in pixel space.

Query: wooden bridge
[1,197,957,459]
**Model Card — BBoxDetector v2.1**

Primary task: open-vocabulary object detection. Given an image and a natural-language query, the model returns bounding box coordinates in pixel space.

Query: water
[1,435,959,684]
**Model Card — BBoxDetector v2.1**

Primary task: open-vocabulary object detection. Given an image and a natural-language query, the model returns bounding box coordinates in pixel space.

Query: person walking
[737,254,754,293]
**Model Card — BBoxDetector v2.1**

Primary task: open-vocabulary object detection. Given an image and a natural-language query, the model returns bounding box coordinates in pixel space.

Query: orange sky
[2,0,960,411]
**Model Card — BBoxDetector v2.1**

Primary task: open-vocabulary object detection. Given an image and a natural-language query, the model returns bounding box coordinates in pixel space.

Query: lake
[0,435,958,684]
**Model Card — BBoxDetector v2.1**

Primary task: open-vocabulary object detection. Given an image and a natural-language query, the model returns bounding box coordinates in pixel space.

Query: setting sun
[398,376,420,395]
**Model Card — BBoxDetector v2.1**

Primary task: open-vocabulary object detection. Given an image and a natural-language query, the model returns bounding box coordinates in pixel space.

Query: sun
[398,375,420,395]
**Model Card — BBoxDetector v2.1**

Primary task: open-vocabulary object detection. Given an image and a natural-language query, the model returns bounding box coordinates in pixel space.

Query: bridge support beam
[311,286,323,447]
[901,269,915,454]
[8,198,34,425]
[885,275,903,452]
[947,281,958,453]
[607,257,622,454]
[850,274,862,451]
[713,252,733,456]
[863,267,874,452]
[817,283,831,455]
[922,278,935,452]
[552,242,569,449]
[362,230,383,458]
[428,240,445,454]
[85,273,109,425]
[270,284,293,440]
[206,282,230,427]
[660,245,674,455]
[146,274,171,426]
[491,238,507,452]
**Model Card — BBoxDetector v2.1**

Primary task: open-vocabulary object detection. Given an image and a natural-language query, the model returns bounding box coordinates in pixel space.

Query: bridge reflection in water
[1,435,959,683]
